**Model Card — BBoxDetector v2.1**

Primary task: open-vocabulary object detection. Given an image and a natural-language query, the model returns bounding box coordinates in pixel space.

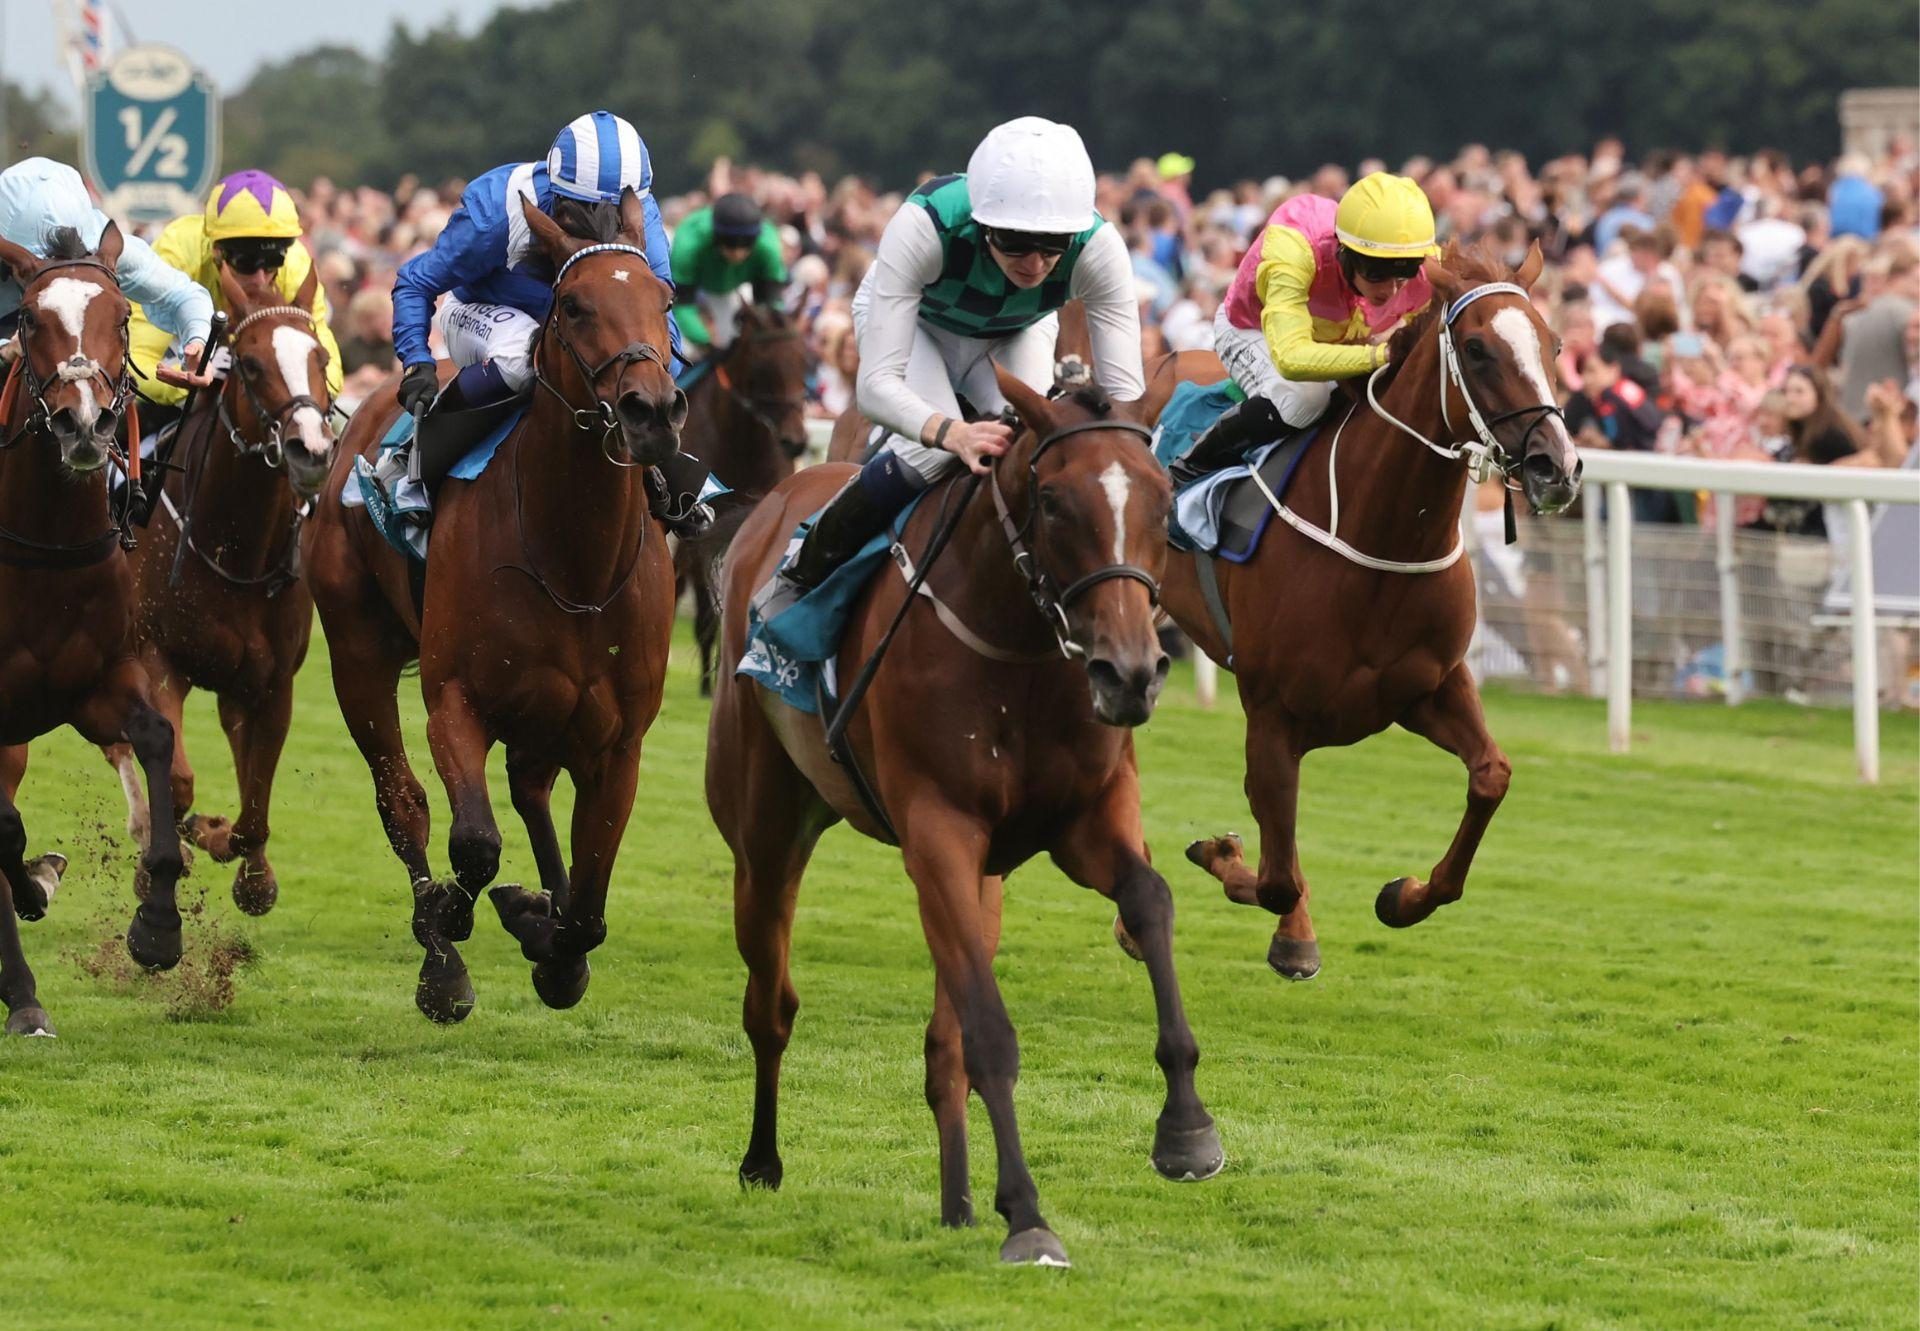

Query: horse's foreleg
[140,661,218,857]
[1185,707,1320,979]
[76,681,186,972]
[1055,782,1223,1186]
[1379,664,1510,928]
[924,873,1002,1227]
[906,813,1064,1266]
[0,746,61,921]
[418,682,500,1019]
[693,561,720,699]
[0,789,51,1036]
[219,687,292,916]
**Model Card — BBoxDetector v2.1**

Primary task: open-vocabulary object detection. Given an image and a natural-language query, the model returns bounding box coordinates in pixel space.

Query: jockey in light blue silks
[391,110,713,534]
[0,156,212,370]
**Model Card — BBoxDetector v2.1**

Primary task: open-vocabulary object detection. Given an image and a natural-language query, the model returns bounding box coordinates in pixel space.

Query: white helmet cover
[966,116,1096,234]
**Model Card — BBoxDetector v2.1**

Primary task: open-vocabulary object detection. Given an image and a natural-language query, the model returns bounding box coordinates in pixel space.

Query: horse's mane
[1383,241,1511,373]
[550,197,624,244]
[1053,383,1113,418]
[42,226,89,261]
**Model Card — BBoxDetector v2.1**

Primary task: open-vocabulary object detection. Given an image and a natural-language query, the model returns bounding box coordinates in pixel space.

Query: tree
[2,81,78,170]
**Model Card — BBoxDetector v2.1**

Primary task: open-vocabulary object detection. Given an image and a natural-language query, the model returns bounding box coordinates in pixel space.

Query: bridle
[990,416,1161,659]
[1,257,136,454]
[714,319,808,450]
[529,242,670,466]
[215,304,331,467]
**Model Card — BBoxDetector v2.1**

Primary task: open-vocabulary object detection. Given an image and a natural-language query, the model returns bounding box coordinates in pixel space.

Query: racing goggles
[1345,249,1426,284]
[985,228,1073,258]
[219,239,293,275]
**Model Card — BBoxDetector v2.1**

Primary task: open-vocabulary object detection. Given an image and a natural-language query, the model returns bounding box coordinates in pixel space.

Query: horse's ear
[617,186,647,244]
[215,256,250,314]
[1422,253,1464,305]
[293,256,321,315]
[1515,240,1545,290]
[521,194,577,269]
[994,364,1053,436]
[0,235,39,285]
[94,219,124,270]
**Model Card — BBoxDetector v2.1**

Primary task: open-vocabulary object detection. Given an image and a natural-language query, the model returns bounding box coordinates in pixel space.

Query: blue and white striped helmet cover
[546,111,652,204]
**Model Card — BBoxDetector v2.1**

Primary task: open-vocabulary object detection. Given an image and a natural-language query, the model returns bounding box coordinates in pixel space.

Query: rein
[1258,281,1560,575]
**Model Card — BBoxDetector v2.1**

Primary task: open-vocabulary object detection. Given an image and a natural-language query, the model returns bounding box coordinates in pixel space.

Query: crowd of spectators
[281,135,1920,533]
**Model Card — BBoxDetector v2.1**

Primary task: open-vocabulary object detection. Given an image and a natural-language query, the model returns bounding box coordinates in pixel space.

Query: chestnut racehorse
[1155,243,1581,979]
[674,302,810,692]
[99,265,336,917]
[709,374,1222,1269]
[304,190,684,1022]
[0,224,187,1035]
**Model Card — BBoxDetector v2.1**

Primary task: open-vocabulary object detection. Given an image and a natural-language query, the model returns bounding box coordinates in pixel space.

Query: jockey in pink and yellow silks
[1172,172,1440,484]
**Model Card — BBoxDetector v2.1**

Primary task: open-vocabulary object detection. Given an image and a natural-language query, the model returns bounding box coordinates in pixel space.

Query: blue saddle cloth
[343,405,528,563]
[737,494,928,715]
[1150,379,1314,563]
[675,358,714,393]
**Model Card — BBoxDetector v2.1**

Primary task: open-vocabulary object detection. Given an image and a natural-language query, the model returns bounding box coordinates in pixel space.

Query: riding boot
[647,448,719,538]
[1168,394,1285,488]
[783,451,922,593]
[415,361,517,492]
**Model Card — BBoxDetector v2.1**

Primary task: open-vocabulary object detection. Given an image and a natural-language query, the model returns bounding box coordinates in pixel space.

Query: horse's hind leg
[924,873,1002,1227]
[1184,707,1321,979]
[0,790,51,1035]
[1378,664,1509,928]
[218,685,293,916]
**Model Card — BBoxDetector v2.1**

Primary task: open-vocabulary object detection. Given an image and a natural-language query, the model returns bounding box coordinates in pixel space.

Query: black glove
[398,363,439,416]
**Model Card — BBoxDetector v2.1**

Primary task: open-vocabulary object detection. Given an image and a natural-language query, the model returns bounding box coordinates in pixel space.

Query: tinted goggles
[985,227,1073,258]
[1347,250,1425,284]
[220,241,292,275]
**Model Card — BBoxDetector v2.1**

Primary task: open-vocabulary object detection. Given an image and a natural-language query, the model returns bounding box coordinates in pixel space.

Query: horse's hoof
[1111,915,1144,962]
[1000,1227,1071,1268]
[488,884,555,959]
[1184,832,1243,871]
[415,950,475,1024]
[231,865,278,917]
[125,907,183,971]
[1267,935,1322,981]
[530,956,590,1010]
[1152,1119,1225,1182]
[183,812,237,863]
[5,1006,55,1037]
[738,1155,783,1191]
[942,1196,976,1229]
[16,853,65,921]
[1375,877,1419,929]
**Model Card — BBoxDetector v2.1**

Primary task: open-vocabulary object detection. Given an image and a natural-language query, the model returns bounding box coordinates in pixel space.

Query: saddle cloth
[342,404,527,563]
[1151,379,1317,563]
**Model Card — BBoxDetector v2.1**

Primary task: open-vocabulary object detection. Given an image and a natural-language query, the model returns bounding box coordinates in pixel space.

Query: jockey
[1170,172,1438,485]
[128,170,343,415]
[773,116,1142,596]
[670,191,787,357]
[0,156,211,372]
[391,110,710,532]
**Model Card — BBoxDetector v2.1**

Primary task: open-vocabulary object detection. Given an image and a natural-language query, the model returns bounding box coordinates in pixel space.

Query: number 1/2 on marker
[118,105,178,176]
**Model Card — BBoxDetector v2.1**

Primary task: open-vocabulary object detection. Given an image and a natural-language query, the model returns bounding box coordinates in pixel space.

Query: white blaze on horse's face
[1098,460,1130,564]
[612,268,631,283]
[270,324,331,458]
[37,278,103,423]
[1489,306,1574,452]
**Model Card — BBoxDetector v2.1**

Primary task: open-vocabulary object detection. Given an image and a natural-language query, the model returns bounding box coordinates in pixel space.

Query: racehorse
[673,301,810,691]
[100,264,336,917]
[708,372,1222,1268]
[1155,243,1580,980]
[304,190,684,1022]
[0,224,187,1035]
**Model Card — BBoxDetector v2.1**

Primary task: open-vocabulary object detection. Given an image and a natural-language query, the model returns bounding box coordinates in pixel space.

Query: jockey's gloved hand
[398,363,439,416]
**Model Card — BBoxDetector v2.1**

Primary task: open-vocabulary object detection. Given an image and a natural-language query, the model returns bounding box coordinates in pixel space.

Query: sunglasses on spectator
[220,242,291,275]
[986,228,1072,258]
[1347,251,1425,283]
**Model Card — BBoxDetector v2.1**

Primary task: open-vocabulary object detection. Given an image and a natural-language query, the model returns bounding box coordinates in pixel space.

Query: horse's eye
[1465,338,1493,363]
[241,356,263,379]
[1038,487,1064,519]
[561,294,584,319]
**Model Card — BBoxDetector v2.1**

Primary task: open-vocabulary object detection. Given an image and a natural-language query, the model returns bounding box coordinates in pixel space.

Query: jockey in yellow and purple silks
[1171,172,1439,484]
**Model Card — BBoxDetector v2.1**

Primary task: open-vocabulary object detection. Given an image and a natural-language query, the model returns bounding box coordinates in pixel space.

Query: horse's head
[522,190,686,468]
[1422,241,1582,515]
[0,224,131,473]
[216,261,336,501]
[997,368,1172,727]
[729,303,811,459]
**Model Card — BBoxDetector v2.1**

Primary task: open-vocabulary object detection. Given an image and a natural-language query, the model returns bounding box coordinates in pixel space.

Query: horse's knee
[448,822,500,888]
[742,974,797,1050]
[1469,753,1511,806]
[170,773,195,816]
[0,803,24,862]
[958,987,1019,1089]
[1113,860,1174,939]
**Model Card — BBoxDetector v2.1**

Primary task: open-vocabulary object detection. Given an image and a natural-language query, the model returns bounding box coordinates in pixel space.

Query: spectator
[1592,228,1683,331]
[1828,153,1885,240]
[1568,344,1680,521]
[1750,365,1863,534]
[1832,242,1919,419]
[1593,172,1655,253]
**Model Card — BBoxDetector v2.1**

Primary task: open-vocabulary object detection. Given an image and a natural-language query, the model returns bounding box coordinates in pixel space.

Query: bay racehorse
[1155,243,1580,980]
[0,224,187,1035]
[674,302,810,692]
[98,264,336,917]
[708,372,1222,1268]
[304,189,683,1022]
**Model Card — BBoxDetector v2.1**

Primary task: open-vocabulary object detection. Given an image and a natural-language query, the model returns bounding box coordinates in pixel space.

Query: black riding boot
[648,448,717,538]
[1168,394,1284,488]
[416,361,519,493]
[785,451,920,592]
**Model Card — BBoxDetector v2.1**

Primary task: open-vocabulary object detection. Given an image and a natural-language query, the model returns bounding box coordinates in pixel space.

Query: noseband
[990,416,1161,659]
[531,242,670,465]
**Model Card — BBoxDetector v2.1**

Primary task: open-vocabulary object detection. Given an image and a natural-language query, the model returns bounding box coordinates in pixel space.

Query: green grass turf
[0,625,1913,1330]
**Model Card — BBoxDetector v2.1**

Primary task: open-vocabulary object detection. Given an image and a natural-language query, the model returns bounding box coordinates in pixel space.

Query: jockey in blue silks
[391,110,712,533]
